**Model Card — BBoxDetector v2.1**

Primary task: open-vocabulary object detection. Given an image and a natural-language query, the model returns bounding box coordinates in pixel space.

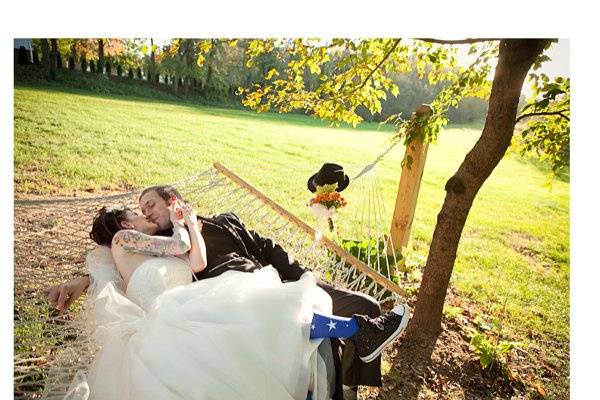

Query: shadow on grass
[510,152,570,183]
[14,72,398,134]
[15,66,489,136]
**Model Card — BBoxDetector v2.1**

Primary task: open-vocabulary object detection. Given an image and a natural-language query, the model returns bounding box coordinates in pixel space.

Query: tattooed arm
[112,223,191,256]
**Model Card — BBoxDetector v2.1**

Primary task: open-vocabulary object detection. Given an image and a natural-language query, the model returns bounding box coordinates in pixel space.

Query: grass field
[14,82,570,398]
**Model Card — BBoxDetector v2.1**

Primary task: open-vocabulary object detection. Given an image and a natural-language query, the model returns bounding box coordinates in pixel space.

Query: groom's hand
[45,276,89,312]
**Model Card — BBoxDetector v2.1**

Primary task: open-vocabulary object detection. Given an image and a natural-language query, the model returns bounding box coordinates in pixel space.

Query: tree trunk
[49,39,58,79]
[406,39,550,340]
[81,55,87,72]
[69,43,77,70]
[204,64,213,94]
[202,42,217,95]
[40,39,50,69]
[150,38,156,64]
[97,39,105,74]
[149,38,156,82]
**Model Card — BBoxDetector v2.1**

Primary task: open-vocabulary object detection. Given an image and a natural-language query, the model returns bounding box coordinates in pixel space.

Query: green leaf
[480,353,493,369]
[470,333,484,348]
[497,341,522,354]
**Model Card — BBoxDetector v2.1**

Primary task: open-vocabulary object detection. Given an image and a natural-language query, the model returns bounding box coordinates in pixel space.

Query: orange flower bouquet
[308,183,348,233]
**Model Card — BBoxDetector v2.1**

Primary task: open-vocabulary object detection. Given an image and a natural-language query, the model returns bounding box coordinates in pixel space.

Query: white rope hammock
[14,162,407,399]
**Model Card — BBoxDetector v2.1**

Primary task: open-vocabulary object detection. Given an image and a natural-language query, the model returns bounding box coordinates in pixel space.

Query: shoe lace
[369,315,388,331]
[370,310,401,331]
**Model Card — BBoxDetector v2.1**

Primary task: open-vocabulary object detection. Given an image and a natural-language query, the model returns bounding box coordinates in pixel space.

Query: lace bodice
[126,256,193,310]
[86,246,193,311]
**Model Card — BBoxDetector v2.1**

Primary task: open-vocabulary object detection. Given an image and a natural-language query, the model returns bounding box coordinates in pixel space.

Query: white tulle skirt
[66,267,333,400]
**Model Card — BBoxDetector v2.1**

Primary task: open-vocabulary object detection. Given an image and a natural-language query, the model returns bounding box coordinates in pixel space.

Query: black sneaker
[350,303,411,363]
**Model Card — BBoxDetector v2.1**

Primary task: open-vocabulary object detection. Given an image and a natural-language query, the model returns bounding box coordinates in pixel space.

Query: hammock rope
[14,161,406,399]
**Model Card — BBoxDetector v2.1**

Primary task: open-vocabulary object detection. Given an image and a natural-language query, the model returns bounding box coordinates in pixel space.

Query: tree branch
[343,39,401,97]
[417,38,498,45]
[515,110,570,124]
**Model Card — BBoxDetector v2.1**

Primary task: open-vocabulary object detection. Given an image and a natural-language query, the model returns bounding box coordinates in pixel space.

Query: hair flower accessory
[102,205,125,215]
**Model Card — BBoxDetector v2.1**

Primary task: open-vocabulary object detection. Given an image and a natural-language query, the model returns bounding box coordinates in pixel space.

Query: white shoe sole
[359,303,412,363]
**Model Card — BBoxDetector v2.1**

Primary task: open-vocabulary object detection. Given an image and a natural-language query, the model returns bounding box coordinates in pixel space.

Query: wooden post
[389,104,432,253]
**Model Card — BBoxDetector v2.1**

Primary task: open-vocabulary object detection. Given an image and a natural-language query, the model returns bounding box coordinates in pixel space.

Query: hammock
[14,162,406,399]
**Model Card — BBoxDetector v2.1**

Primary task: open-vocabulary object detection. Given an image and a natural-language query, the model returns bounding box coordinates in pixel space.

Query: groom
[47,185,390,399]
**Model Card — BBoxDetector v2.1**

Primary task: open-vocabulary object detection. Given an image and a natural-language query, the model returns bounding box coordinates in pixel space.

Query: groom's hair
[138,185,184,204]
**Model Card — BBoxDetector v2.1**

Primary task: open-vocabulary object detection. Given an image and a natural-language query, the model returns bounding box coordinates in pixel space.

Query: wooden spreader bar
[213,162,406,297]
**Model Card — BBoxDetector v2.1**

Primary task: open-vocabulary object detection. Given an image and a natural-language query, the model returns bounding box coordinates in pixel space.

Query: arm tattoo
[113,224,191,256]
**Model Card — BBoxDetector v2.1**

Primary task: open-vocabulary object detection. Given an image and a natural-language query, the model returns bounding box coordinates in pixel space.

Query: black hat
[307,163,350,193]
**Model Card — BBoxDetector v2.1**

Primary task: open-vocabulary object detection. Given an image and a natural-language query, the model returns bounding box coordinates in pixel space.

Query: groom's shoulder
[213,212,244,225]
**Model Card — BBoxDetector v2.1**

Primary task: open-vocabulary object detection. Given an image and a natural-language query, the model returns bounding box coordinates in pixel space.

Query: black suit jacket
[162,212,309,282]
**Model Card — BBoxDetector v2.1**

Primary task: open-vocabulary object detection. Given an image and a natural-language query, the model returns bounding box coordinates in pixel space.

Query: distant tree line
[19,39,490,124]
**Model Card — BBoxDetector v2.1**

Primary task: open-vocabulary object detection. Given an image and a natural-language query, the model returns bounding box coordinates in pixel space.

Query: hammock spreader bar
[213,162,406,297]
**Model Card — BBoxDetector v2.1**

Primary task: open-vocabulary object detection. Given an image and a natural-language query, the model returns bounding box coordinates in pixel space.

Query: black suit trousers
[317,281,382,390]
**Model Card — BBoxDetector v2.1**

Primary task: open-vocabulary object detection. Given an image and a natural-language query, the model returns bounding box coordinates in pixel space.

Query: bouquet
[308,183,348,233]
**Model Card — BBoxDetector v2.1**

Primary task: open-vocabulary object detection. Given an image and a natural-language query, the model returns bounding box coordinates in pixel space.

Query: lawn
[14,83,570,398]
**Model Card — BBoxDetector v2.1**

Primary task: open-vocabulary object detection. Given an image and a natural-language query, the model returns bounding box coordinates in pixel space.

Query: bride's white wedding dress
[65,246,333,400]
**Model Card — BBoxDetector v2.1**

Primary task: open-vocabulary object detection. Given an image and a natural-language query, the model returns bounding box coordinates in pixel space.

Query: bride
[64,198,409,400]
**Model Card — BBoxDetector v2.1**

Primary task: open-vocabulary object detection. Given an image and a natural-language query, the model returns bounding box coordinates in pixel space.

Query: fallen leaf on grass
[532,382,547,398]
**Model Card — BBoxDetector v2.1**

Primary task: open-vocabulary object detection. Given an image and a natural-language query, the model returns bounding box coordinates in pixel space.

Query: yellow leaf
[533,382,547,398]
[266,68,279,80]
[198,41,213,54]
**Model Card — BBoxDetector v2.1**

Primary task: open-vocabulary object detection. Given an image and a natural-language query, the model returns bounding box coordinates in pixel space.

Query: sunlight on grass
[14,84,569,394]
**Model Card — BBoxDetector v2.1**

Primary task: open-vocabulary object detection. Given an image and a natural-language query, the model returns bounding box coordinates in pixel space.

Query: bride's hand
[180,202,200,230]
[168,196,185,226]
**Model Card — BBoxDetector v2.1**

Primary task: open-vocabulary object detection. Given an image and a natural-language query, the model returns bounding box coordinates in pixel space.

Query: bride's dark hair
[90,206,133,247]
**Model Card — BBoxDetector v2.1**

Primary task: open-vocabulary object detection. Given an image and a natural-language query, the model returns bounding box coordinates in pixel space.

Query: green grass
[14,82,569,397]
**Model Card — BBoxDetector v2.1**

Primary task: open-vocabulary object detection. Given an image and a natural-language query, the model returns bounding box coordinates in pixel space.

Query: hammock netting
[14,163,406,399]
